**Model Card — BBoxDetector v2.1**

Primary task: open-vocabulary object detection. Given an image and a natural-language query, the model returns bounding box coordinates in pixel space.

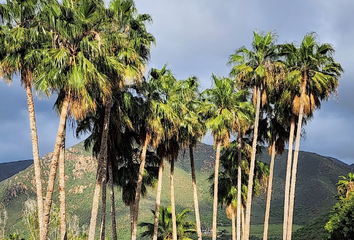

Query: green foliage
[292,213,330,240]
[3,233,25,240]
[325,193,354,239]
[208,141,269,209]
[139,206,196,240]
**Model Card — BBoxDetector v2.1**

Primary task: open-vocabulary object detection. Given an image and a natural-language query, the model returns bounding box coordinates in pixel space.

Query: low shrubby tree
[139,206,196,240]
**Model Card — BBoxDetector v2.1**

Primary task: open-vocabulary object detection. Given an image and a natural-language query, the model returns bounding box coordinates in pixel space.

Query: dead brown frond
[292,93,316,116]
[262,90,267,107]
[252,86,257,106]
[225,204,235,220]
[222,133,230,149]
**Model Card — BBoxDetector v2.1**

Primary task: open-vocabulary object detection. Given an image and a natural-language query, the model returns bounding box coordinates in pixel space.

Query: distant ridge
[0,160,33,182]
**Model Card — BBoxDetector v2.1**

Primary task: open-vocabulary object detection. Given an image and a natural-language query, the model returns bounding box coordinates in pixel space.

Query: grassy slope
[0,142,351,239]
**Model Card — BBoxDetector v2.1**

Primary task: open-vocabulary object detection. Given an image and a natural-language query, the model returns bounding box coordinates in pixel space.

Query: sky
[1,0,354,164]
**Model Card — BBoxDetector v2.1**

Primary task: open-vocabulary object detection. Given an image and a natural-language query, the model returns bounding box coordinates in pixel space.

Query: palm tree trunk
[131,133,151,240]
[59,123,67,240]
[100,179,107,240]
[189,144,202,240]
[153,157,164,240]
[232,208,236,240]
[241,205,245,240]
[130,203,134,236]
[286,78,306,240]
[88,101,111,240]
[237,134,242,240]
[212,141,222,240]
[25,79,44,239]
[108,160,117,240]
[170,158,177,240]
[282,114,295,240]
[41,91,70,240]
[263,141,276,240]
[244,86,261,240]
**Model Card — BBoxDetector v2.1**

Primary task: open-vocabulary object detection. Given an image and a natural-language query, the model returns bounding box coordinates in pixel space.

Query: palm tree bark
[130,203,134,235]
[237,135,242,240]
[170,158,177,240]
[189,144,202,240]
[263,141,276,240]
[88,101,112,240]
[244,86,261,240]
[131,133,151,240]
[153,157,164,240]
[282,114,295,240]
[286,77,306,240]
[241,205,245,239]
[59,124,67,240]
[41,91,70,240]
[25,79,44,239]
[100,179,107,240]
[212,141,222,240]
[232,208,236,240]
[108,161,117,240]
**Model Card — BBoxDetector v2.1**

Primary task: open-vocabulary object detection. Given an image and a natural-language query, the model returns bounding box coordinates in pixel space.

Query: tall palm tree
[178,76,205,240]
[0,1,46,237]
[158,76,189,240]
[34,0,113,238]
[261,116,287,240]
[201,75,240,240]
[76,88,153,238]
[131,68,168,240]
[146,67,181,240]
[282,33,343,240]
[229,31,283,239]
[78,0,154,238]
[231,89,254,240]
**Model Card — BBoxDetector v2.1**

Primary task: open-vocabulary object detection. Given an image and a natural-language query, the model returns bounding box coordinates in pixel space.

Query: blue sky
[1,0,354,164]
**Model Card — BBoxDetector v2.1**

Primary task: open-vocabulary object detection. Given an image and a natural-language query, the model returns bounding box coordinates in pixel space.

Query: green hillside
[0,142,350,239]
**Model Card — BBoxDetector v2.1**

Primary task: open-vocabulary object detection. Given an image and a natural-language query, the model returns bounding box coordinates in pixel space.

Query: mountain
[0,142,351,238]
[0,160,32,182]
[177,144,351,225]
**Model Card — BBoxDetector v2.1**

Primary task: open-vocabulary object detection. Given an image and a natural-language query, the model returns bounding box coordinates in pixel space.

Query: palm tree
[337,173,354,199]
[282,33,343,240]
[229,31,283,239]
[0,1,46,236]
[209,141,269,240]
[145,67,181,240]
[262,116,287,240]
[201,75,240,240]
[34,0,121,237]
[139,206,196,240]
[158,77,189,240]
[76,88,153,238]
[178,76,205,240]
[231,89,254,240]
[131,68,169,240]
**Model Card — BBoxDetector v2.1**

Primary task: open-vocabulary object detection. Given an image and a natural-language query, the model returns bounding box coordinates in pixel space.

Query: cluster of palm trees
[0,0,343,239]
